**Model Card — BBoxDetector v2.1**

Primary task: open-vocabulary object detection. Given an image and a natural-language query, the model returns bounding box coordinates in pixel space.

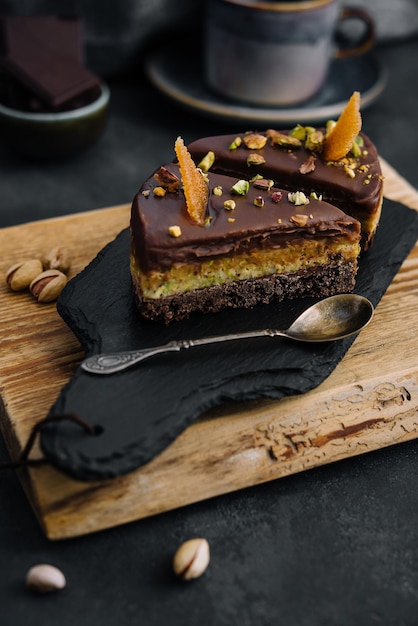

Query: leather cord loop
[0,413,98,470]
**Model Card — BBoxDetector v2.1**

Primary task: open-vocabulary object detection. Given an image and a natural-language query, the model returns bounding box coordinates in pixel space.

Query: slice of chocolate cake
[187,127,383,249]
[130,161,361,323]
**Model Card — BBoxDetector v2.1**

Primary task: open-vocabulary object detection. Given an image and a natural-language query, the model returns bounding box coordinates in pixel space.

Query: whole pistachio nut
[42,246,71,274]
[30,269,67,303]
[26,563,66,593]
[6,259,43,291]
[173,538,210,581]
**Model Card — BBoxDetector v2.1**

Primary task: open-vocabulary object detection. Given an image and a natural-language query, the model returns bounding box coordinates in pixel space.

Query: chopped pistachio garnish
[254,196,264,208]
[243,133,267,150]
[198,151,215,172]
[325,120,337,136]
[351,135,364,157]
[289,124,308,141]
[288,191,310,206]
[213,185,223,196]
[344,164,356,179]
[253,178,274,191]
[231,179,249,195]
[227,217,236,223]
[153,166,180,192]
[305,129,324,152]
[310,191,323,201]
[228,136,242,150]
[224,199,236,211]
[290,214,309,227]
[168,225,182,237]
[247,153,266,166]
[271,191,283,203]
[153,186,166,197]
[249,173,264,183]
[299,154,317,174]
[204,216,213,227]
[267,130,302,148]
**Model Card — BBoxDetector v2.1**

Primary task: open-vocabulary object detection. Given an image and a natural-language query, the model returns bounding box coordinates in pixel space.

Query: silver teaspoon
[81,293,374,375]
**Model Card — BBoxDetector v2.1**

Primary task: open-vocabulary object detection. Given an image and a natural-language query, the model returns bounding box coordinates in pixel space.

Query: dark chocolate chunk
[1,16,83,62]
[0,16,100,111]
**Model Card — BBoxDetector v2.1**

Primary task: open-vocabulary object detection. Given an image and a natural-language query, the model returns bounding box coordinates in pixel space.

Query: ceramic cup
[205,0,375,106]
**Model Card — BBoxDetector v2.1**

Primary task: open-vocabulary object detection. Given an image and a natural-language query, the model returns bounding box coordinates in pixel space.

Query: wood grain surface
[1,159,418,540]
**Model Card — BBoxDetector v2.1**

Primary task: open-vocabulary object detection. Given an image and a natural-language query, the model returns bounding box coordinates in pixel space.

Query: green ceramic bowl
[0,82,110,159]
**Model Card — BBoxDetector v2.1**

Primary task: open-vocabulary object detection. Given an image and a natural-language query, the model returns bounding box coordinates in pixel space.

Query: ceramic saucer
[146,42,387,126]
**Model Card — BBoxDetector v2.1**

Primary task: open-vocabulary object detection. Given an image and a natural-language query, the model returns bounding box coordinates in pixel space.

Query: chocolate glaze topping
[187,131,382,222]
[131,163,360,273]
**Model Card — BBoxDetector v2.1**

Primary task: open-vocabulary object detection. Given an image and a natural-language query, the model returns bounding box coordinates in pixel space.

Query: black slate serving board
[39,199,418,481]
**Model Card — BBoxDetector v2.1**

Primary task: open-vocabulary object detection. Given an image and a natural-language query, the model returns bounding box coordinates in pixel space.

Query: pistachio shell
[173,538,210,580]
[6,259,43,291]
[26,563,66,593]
[29,269,67,303]
[42,246,71,274]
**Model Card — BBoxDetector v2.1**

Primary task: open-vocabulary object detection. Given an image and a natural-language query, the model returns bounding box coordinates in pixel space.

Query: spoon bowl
[285,293,374,342]
[81,293,374,375]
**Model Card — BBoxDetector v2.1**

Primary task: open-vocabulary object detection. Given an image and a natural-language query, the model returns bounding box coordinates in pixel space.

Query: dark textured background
[1,28,418,626]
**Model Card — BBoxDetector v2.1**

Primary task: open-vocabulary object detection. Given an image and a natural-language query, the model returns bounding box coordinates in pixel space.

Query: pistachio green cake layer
[131,237,360,300]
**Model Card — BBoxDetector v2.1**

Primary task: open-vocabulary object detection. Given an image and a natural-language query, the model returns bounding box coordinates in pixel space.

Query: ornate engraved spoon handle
[81,329,283,375]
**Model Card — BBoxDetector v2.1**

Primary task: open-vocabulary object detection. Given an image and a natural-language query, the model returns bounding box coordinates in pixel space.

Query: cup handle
[335,8,375,59]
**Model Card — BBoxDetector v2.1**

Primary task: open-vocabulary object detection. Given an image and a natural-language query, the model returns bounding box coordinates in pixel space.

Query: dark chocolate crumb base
[134,261,358,324]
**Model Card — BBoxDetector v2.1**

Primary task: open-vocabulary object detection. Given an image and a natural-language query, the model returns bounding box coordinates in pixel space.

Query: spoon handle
[81,328,285,375]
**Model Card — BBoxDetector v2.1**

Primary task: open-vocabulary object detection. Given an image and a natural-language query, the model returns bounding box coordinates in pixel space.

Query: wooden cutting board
[1,159,418,540]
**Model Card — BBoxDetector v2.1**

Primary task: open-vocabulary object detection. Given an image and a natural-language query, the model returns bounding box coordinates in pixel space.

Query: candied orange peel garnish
[322,91,362,162]
[174,136,208,226]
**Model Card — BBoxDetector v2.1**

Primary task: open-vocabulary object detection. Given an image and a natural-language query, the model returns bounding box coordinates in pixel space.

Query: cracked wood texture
[1,159,418,539]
